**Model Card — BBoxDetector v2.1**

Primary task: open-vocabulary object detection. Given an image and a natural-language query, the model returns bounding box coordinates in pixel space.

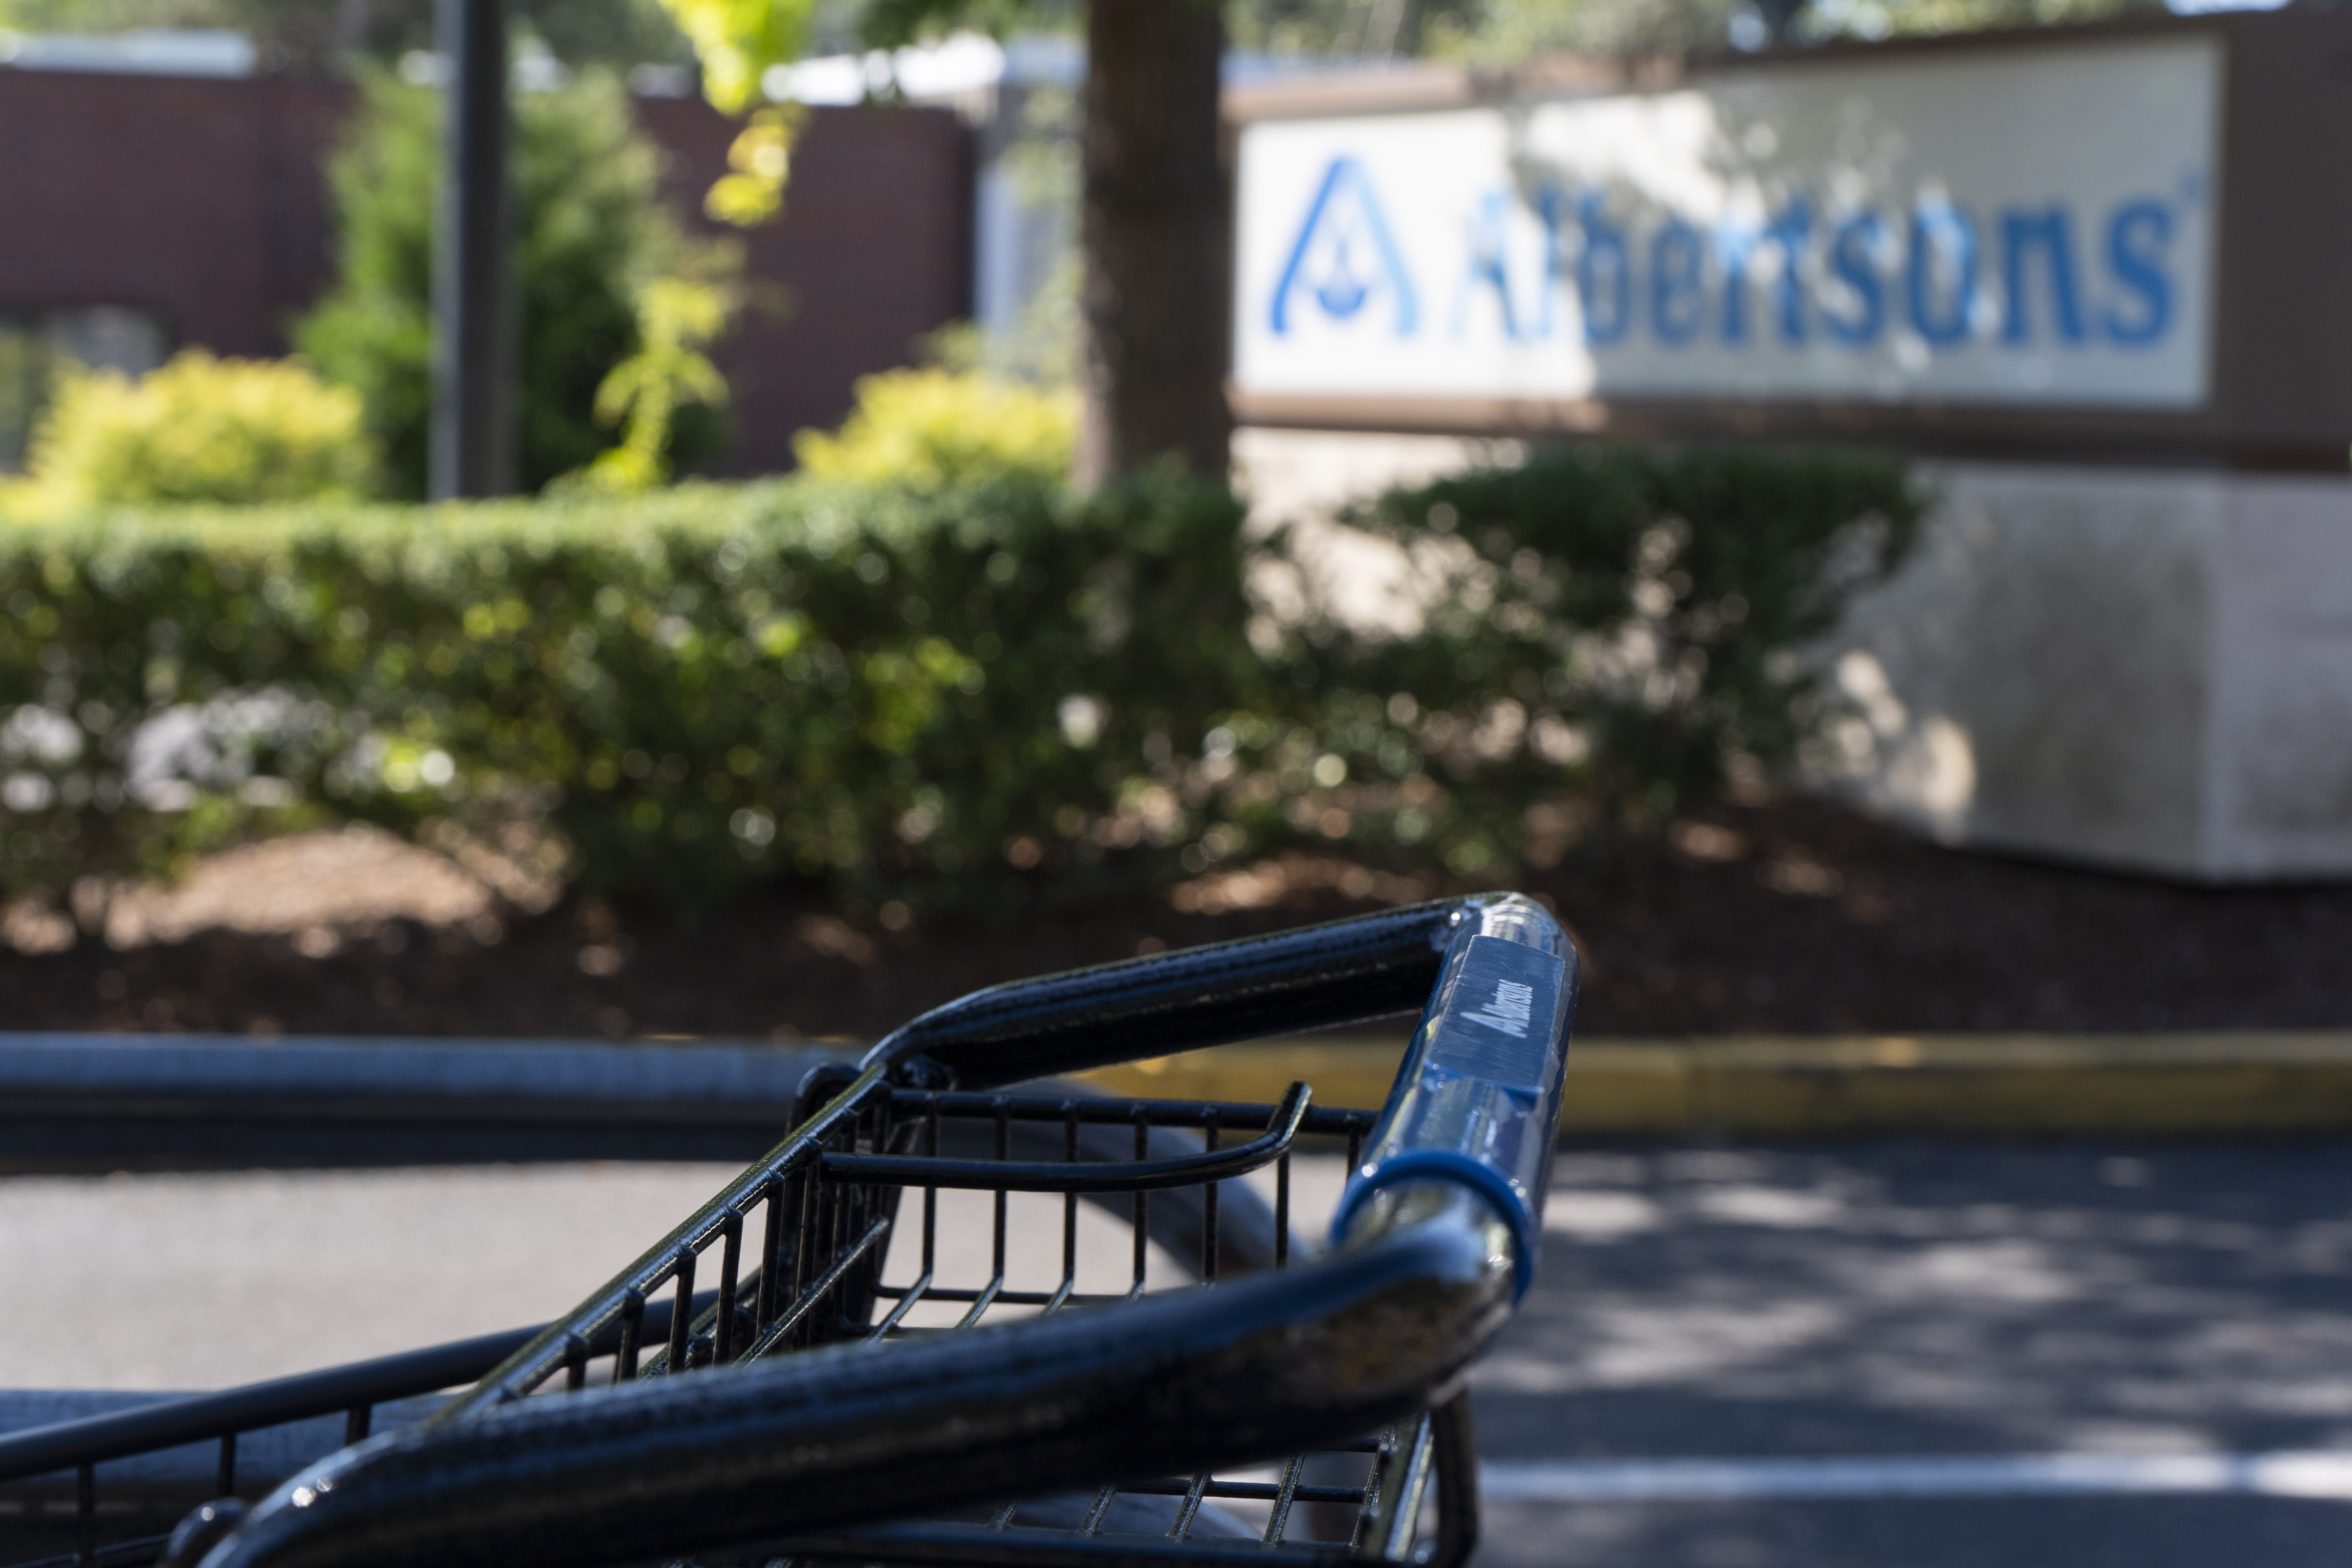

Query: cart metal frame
[4,893,1576,1568]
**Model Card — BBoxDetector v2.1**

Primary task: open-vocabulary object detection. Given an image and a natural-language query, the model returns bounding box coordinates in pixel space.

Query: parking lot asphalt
[1477,1141,2352,1566]
[7,1142,2350,1565]
[0,1163,748,1390]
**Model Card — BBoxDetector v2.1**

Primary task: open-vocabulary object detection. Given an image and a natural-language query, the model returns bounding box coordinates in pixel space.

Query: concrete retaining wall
[1820,462,2352,880]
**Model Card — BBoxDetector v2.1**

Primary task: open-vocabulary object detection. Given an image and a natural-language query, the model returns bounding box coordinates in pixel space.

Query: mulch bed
[5,796,2349,1042]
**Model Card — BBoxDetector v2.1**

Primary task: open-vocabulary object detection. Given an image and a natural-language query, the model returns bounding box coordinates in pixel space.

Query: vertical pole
[430,0,514,500]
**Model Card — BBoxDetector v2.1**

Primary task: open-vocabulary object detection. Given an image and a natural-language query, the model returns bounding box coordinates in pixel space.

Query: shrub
[793,368,1076,491]
[297,69,726,497]
[1254,444,1922,871]
[570,265,742,494]
[0,470,1259,916]
[2,352,374,517]
[0,446,1920,922]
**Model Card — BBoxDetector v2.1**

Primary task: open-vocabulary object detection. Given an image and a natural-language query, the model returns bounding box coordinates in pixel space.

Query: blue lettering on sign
[2000,207,2085,345]
[1538,189,1632,345]
[1717,198,1812,345]
[1768,198,1813,342]
[1715,223,1764,343]
[1579,196,1635,345]
[1270,157,1419,336]
[1455,190,1524,339]
[1907,200,1978,345]
[1263,156,2190,361]
[1651,218,1707,345]
[2104,200,2173,346]
[1826,212,1887,344]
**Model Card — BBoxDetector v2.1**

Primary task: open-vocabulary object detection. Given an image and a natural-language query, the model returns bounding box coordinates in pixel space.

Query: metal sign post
[428,0,515,501]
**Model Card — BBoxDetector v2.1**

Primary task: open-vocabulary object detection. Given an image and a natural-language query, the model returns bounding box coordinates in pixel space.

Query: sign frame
[1223,12,2352,471]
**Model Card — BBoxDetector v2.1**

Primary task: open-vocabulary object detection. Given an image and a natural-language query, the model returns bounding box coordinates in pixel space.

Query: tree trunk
[1076,0,1231,488]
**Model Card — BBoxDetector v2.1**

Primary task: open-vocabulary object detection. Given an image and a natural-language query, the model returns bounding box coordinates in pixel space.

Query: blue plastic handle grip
[1329,893,1577,1299]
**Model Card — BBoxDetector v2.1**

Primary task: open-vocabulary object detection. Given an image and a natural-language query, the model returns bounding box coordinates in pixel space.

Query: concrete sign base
[1818,462,2352,882]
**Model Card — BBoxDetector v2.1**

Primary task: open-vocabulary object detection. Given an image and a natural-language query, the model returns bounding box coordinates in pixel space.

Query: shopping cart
[1,891,1575,1568]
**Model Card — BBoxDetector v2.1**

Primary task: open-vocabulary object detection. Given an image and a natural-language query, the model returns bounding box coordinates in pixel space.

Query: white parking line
[1482,1452,2352,1503]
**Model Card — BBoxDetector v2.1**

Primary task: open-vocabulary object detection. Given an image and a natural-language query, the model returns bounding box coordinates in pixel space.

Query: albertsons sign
[1233,34,2218,408]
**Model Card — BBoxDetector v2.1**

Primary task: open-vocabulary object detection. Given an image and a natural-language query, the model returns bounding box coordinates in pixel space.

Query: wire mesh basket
[0,893,1577,1568]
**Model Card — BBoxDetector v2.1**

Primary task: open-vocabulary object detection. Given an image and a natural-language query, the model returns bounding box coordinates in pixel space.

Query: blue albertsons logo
[1270,153,2194,354]
[1270,157,1417,336]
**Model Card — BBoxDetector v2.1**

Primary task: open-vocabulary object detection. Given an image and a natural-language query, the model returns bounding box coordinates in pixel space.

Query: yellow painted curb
[1078,1034,2352,1138]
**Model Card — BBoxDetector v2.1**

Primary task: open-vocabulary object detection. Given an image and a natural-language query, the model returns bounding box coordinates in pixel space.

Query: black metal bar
[869,1286,1151,1307]
[742,1216,893,1360]
[714,1213,743,1365]
[817,1121,849,1342]
[428,0,513,499]
[880,1091,1374,1135]
[774,1522,1361,1567]
[215,1431,236,1497]
[1263,1453,1308,1544]
[1200,1112,1220,1284]
[866,901,1467,1089]
[614,1293,644,1385]
[953,1276,1005,1328]
[962,1104,1008,1330]
[1130,1111,1149,1294]
[992,1103,1010,1284]
[821,1084,1312,1192]
[0,1294,714,1486]
[1348,1429,1396,1555]
[867,1270,931,1339]
[1168,1471,1210,1538]
[1060,1103,1080,1303]
[1076,1475,1367,1505]
[922,1105,940,1279]
[0,1037,847,1176]
[1426,1393,1480,1568]
[1368,1414,1437,1563]
[665,1251,696,1373]
[788,1165,818,1347]
[755,1179,784,1335]
[1275,1156,1290,1270]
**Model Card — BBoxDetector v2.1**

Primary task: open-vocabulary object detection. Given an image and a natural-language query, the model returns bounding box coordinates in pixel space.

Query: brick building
[0,66,972,475]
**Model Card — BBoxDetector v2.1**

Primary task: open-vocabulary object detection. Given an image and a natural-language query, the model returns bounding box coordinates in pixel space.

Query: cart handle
[1332,893,1571,1300]
[861,898,1472,1091]
[871,893,1572,1299]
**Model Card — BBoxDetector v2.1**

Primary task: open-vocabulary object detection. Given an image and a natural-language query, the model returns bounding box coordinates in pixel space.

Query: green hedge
[0,472,1259,913]
[0,448,1918,921]
[1281,445,1923,870]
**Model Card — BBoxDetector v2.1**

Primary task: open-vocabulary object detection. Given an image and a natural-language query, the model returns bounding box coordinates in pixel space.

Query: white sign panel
[1234,36,2219,409]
